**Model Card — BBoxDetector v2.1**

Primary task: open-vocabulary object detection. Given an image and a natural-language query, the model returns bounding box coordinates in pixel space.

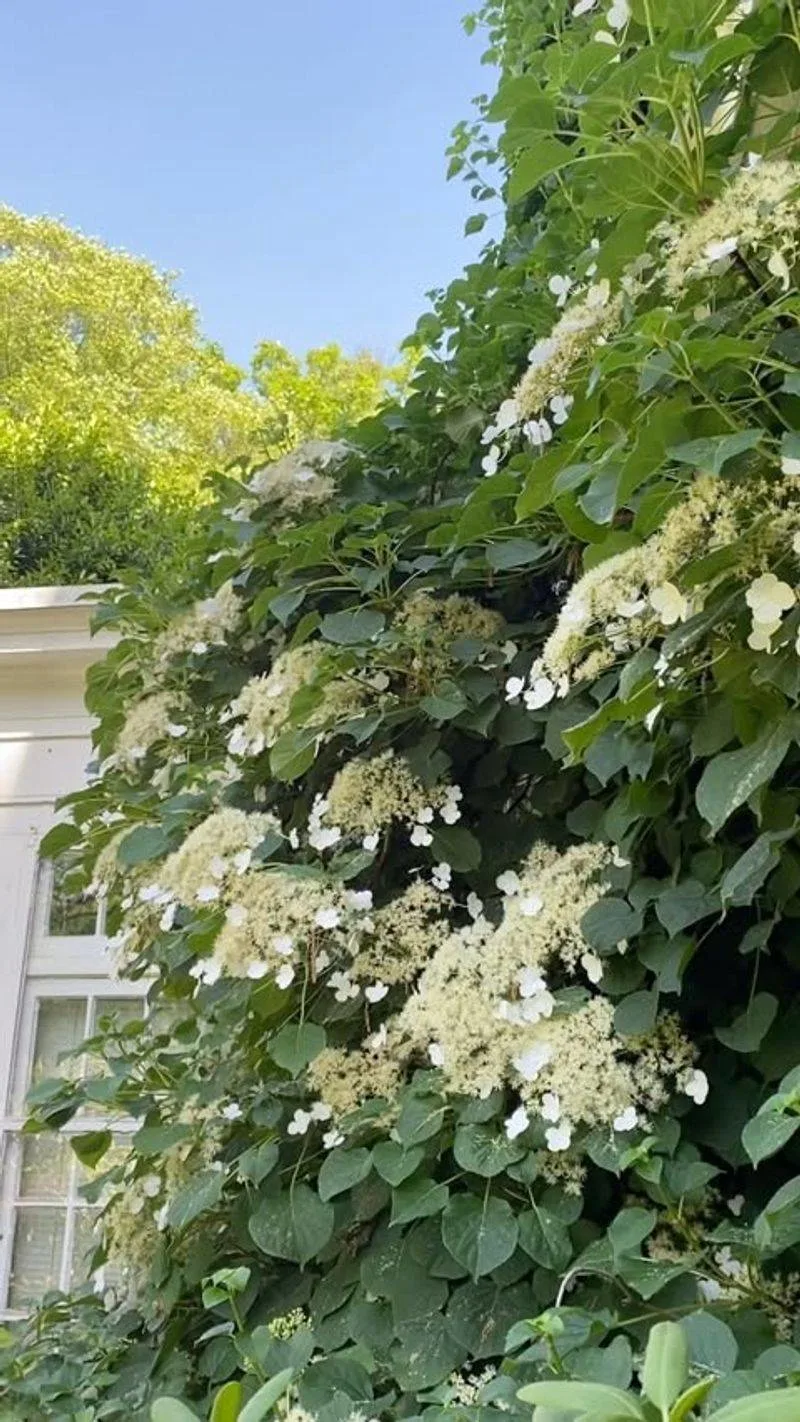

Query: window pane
[47,858,97,937]
[29,999,87,1085]
[70,1209,100,1288]
[19,1135,71,1201]
[7,1207,66,1308]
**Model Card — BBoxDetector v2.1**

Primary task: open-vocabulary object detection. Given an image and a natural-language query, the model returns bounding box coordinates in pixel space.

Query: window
[0,858,146,1316]
[46,856,102,938]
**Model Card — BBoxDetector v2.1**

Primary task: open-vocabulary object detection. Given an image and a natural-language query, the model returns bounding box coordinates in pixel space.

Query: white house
[0,587,144,1315]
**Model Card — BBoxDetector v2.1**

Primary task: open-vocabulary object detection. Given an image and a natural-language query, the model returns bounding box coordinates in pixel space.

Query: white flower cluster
[479,277,621,478]
[524,474,750,690]
[248,439,347,511]
[324,750,462,850]
[226,646,371,758]
[664,160,800,291]
[152,581,241,667]
[328,841,703,1160]
[111,692,189,774]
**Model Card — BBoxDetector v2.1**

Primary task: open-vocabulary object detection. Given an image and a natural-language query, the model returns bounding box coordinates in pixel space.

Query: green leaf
[318,1147,372,1202]
[696,724,792,834]
[581,897,641,952]
[269,587,306,626]
[249,1185,334,1265]
[743,1111,800,1167]
[69,1130,111,1169]
[269,726,320,783]
[391,1315,466,1391]
[681,1311,738,1375]
[617,1256,689,1300]
[453,1124,526,1177]
[656,879,717,937]
[209,1382,242,1422]
[237,1140,280,1185]
[721,835,783,907]
[395,1093,446,1146]
[465,212,488,236]
[642,1322,689,1412]
[390,1174,449,1226]
[668,431,763,474]
[447,1278,533,1359]
[117,824,169,867]
[151,1401,201,1422]
[517,1382,644,1418]
[319,609,385,644]
[39,822,81,859]
[614,989,658,1037]
[518,1207,572,1271]
[269,1022,326,1075]
[420,682,468,721]
[670,1379,715,1422]
[166,1168,224,1230]
[508,139,575,201]
[754,1175,800,1256]
[238,1369,295,1422]
[441,1194,518,1278]
[429,824,482,871]
[372,1142,424,1186]
[133,1123,192,1154]
[572,1336,633,1391]
[609,1207,657,1259]
[710,1391,800,1422]
[485,538,545,570]
[716,994,778,1052]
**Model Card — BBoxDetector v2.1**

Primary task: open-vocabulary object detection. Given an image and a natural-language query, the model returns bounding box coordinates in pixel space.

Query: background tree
[250,341,411,459]
[0,210,404,587]
[0,209,259,585]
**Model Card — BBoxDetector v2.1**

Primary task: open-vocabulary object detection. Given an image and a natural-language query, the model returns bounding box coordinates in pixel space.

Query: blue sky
[5,1,492,370]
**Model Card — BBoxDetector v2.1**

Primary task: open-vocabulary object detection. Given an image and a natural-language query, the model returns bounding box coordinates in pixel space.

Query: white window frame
[0,858,147,1317]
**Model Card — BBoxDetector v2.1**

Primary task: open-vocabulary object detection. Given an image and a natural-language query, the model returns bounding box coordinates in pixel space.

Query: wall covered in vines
[6,0,800,1415]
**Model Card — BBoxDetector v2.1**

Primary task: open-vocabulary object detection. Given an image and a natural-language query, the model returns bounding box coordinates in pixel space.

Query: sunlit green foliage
[0,211,402,586]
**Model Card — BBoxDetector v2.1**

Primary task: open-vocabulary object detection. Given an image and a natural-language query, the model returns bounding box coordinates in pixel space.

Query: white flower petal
[581,951,604,984]
[513,1043,553,1081]
[545,1122,572,1152]
[365,981,389,1003]
[504,1105,530,1140]
[613,1105,638,1132]
[650,582,689,626]
[683,1068,709,1104]
[541,1092,561,1123]
[315,906,341,930]
[524,676,556,710]
[496,870,521,896]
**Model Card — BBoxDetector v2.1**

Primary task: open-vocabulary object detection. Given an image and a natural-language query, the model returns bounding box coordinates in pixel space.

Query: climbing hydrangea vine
[7,0,800,1416]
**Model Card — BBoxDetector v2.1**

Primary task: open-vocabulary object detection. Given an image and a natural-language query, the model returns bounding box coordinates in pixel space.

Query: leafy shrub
[520,1321,800,1421]
[6,0,800,1417]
